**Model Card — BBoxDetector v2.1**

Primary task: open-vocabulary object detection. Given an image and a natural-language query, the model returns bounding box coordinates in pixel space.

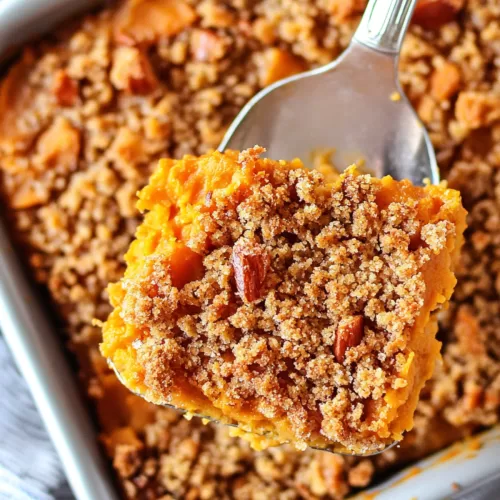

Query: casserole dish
[0,1,499,499]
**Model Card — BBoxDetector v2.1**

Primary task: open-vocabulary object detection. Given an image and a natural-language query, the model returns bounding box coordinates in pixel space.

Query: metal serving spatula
[220,0,439,186]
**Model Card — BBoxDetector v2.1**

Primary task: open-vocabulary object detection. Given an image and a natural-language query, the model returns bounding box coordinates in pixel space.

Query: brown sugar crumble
[101,149,465,455]
[1,0,500,497]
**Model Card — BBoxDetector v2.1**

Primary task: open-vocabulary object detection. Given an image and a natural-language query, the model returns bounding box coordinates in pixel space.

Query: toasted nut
[232,239,270,303]
[52,70,79,106]
[334,316,364,363]
[412,0,464,30]
[431,62,461,101]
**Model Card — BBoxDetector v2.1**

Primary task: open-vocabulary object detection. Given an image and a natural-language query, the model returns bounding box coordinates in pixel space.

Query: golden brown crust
[232,238,271,303]
[334,316,364,364]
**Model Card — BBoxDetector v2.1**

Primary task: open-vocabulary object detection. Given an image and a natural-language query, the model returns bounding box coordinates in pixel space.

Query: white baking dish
[0,1,498,499]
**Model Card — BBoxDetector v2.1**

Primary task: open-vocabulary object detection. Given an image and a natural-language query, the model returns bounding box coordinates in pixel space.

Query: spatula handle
[353,0,417,55]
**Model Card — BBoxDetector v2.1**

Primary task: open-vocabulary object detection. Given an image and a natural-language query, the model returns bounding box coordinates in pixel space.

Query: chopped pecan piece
[334,316,364,363]
[52,69,79,106]
[232,239,270,303]
[110,47,158,94]
[412,0,464,30]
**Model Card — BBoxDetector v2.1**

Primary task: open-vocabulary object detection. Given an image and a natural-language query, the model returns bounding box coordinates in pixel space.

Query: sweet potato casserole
[1,0,499,498]
[101,149,465,455]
